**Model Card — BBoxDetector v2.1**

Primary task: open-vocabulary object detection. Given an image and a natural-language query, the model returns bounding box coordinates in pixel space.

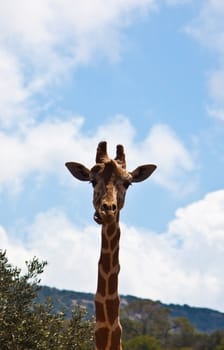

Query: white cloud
[2,189,224,311]
[0,0,157,129]
[0,225,34,268]
[185,1,224,53]
[185,0,224,120]
[0,117,87,193]
[0,0,157,59]
[25,209,100,291]
[0,116,195,194]
[126,189,224,311]
[140,124,195,194]
[0,50,31,128]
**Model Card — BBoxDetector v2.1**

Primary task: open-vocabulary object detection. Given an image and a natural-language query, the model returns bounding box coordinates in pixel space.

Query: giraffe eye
[90,180,97,188]
[123,181,131,189]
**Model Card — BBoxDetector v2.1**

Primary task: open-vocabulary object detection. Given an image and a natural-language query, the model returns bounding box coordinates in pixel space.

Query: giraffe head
[66,141,156,225]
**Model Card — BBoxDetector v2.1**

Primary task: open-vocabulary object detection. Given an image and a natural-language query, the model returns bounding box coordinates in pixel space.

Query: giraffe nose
[101,202,117,213]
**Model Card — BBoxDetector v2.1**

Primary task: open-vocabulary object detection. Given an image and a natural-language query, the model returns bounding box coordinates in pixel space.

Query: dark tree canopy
[0,250,94,350]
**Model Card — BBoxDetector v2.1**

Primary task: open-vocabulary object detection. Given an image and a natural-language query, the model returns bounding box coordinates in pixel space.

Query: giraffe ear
[130,164,157,183]
[65,162,90,181]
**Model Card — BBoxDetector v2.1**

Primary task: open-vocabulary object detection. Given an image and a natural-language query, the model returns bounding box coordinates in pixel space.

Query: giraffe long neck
[94,217,122,350]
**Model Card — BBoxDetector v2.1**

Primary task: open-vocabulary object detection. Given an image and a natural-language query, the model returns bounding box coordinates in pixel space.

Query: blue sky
[1,0,224,312]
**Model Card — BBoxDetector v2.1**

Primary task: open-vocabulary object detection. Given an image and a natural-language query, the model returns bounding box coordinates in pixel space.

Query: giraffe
[65,141,156,350]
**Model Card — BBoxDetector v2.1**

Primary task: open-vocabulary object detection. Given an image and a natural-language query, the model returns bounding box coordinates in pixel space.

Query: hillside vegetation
[37,285,224,333]
[1,250,224,349]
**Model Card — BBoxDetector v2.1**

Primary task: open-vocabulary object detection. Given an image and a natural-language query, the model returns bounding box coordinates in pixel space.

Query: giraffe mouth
[94,210,116,225]
[94,211,103,225]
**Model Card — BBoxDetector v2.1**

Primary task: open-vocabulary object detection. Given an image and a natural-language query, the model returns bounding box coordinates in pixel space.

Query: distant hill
[37,286,224,333]
[167,303,224,333]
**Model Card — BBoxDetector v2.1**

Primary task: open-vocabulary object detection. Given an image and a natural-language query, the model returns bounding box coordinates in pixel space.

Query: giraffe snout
[101,202,117,213]
[96,200,118,224]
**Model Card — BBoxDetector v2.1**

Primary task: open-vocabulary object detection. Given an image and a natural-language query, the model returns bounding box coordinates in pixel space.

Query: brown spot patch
[97,273,106,297]
[95,327,109,349]
[110,326,122,350]
[95,301,105,322]
[102,233,109,249]
[112,248,119,267]
[99,253,111,274]
[106,297,120,325]
[108,273,118,295]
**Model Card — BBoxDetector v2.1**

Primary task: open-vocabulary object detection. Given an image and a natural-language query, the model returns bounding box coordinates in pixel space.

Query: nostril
[112,204,117,212]
[102,203,109,211]
[101,203,117,212]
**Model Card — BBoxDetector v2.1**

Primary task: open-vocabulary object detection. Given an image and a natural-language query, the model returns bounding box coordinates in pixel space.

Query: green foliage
[166,317,197,348]
[62,307,94,349]
[194,331,224,350]
[121,299,171,345]
[0,250,94,349]
[37,287,95,319]
[215,338,224,350]
[37,287,224,333]
[124,335,161,350]
[122,318,143,341]
[121,300,210,350]
[169,304,224,333]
